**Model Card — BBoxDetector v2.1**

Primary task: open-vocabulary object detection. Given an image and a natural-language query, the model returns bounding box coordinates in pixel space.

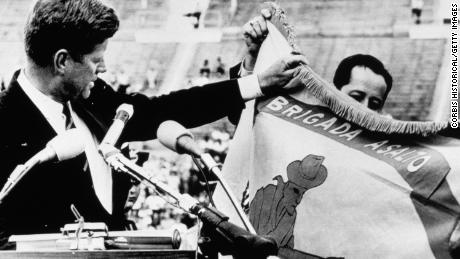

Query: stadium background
[0,0,452,231]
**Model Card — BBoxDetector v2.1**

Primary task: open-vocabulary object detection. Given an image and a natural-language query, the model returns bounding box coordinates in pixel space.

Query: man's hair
[333,54,393,99]
[24,0,119,67]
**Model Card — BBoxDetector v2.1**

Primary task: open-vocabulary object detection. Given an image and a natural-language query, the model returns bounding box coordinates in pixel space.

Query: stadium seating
[108,0,169,30]
[0,0,31,41]
[203,0,232,28]
[187,36,445,121]
[0,0,446,121]
[229,0,413,36]
[186,40,246,78]
[296,37,446,120]
[104,42,178,91]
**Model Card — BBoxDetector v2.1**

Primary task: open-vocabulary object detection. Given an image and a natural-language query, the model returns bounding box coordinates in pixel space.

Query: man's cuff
[237,74,263,101]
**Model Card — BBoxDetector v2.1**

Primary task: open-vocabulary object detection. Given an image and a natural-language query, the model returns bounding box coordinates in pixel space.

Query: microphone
[0,129,85,203]
[100,103,134,146]
[31,128,86,164]
[192,204,278,258]
[99,104,134,159]
[157,120,257,234]
[156,120,202,157]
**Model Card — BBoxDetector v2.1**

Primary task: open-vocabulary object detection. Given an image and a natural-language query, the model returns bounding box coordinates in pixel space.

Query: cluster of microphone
[0,103,278,258]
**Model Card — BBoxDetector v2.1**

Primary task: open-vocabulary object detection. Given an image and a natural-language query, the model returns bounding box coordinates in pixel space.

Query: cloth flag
[213,4,460,259]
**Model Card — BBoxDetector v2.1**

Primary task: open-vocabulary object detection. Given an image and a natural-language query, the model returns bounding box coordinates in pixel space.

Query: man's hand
[242,9,272,72]
[257,54,308,95]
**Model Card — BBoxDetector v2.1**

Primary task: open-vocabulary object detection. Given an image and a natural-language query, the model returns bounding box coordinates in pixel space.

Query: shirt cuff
[237,74,263,101]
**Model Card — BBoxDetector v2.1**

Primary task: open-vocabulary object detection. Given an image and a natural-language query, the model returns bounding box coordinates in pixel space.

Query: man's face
[340,66,388,113]
[62,40,108,100]
[283,182,307,215]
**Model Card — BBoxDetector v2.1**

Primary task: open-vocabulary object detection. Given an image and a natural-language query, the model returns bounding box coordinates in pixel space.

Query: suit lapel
[6,72,57,146]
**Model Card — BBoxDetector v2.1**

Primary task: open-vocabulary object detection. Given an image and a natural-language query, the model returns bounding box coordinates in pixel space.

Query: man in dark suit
[0,0,306,248]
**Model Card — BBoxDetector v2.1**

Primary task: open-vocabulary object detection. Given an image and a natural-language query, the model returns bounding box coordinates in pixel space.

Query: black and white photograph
[0,0,457,258]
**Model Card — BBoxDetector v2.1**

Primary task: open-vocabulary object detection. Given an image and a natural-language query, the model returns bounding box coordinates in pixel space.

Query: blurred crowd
[95,55,227,98]
[125,128,232,232]
[99,64,160,96]
[188,57,227,87]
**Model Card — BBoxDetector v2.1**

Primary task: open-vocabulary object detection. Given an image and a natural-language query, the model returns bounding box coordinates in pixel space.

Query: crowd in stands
[99,62,159,95]
[189,57,227,87]
[95,56,225,98]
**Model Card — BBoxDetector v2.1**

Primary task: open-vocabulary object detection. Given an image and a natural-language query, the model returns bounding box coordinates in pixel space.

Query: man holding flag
[236,10,393,113]
[218,4,460,258]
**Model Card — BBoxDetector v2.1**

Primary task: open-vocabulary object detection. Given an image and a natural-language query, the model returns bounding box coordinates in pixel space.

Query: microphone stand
[0,157,41,204]
[194,153,257,235]
[100,144,195,209]
[99,144,278,258]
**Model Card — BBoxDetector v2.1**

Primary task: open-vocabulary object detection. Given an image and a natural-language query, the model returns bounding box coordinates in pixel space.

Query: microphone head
[157,120,193,153]
[47,129,85,162]
[116,103,134,119]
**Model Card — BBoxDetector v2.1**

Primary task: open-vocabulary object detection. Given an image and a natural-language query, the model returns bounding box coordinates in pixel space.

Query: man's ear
[54,49,71,75]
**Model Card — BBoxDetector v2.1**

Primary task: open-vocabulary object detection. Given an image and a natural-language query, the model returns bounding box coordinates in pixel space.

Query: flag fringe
[266,1,448,136]
[296,66,448,136]
[264,2,300,52]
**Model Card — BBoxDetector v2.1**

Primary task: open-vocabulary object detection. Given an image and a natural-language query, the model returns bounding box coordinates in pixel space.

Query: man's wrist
[240,55,256,75]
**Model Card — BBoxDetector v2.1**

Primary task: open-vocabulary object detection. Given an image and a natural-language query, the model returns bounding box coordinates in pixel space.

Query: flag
[213,3,460,259]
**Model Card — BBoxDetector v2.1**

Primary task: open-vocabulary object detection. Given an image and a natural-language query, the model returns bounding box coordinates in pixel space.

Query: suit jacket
[228,63,243,124]
[229,63,241,80]
[0,70,245,247]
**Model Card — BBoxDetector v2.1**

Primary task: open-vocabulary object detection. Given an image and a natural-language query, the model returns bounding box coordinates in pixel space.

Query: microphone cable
[191,156,217,208]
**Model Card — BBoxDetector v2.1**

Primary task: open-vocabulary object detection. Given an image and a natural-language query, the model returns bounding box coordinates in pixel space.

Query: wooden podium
[0,250,196,258]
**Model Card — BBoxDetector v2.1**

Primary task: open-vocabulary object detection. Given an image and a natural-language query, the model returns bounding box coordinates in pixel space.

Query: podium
[0,250,195,258]
[2,229,196,258]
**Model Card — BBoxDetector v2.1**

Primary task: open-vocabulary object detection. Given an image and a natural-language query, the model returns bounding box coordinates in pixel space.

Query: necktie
[62,102,75,130]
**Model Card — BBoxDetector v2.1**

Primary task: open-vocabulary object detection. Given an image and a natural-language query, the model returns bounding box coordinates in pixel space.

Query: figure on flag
[249,155,328,249]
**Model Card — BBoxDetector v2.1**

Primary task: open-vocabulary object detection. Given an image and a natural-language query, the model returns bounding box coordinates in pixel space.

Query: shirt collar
[17,70,65,133]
